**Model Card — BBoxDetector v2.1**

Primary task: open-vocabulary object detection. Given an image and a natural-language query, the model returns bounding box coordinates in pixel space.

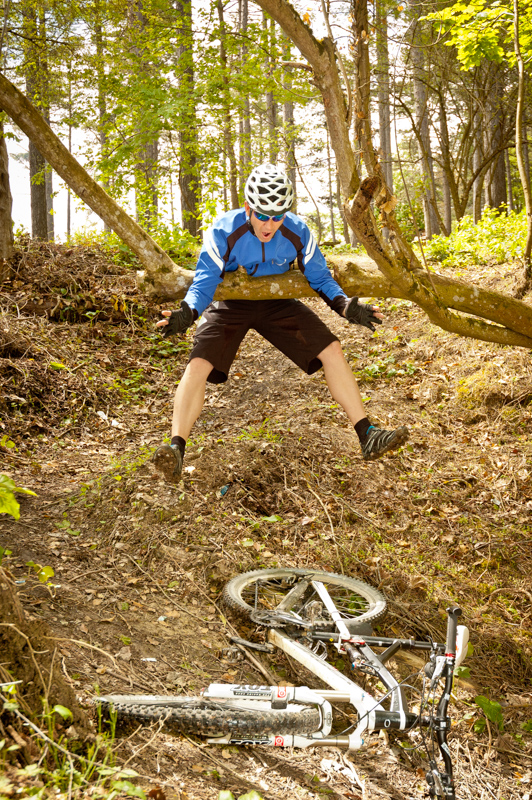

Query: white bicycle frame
[203,580,468,753]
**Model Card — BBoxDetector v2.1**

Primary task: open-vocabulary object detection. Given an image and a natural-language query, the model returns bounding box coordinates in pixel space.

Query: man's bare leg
[154,357,213,482]
[318,340,367,425]
[318,341,408,460]
[171,357,214,440]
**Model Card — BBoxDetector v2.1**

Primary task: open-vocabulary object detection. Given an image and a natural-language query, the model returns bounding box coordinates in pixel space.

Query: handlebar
[445,606,462,655]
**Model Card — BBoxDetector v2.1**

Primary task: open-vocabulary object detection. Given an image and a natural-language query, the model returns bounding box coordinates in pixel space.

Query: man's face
[245,202,285,243]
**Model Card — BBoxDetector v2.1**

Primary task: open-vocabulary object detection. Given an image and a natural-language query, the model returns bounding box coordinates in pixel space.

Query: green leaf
[473,717,486,733]
[521,720,532,732]
[50,362,67,370]
[261,515,282,523]
[0,490,20,519]
[454,665,471,678]
[38,566,55,584]
[217,793,236,800]
[110,780,146,798]
[474,695,504,731]
[0,474,37,520]
[52,704,73,720]
[238,792,265,800]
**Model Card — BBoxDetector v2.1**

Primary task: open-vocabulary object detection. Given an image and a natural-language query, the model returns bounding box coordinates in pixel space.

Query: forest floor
[1,238,532,800]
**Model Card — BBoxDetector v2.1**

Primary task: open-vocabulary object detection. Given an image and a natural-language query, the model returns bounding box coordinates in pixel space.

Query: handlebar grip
[445,606,462,655]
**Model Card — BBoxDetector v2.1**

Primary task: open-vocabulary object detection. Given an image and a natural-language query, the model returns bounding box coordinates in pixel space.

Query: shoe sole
[363,426,409,461]
[153,445,182,483]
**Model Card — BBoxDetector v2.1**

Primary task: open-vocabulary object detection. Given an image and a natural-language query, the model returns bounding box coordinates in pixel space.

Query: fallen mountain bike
[97,567,469,799]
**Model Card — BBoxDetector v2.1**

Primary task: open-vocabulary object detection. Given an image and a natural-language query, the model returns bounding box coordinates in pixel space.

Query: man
[154,163,408,483]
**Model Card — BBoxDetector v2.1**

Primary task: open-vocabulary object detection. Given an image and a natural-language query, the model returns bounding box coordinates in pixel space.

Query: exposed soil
[1,238,532,799]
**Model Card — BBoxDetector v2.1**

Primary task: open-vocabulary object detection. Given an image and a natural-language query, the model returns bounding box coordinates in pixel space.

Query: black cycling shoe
[153,443,183,483]
[361,426,409,461]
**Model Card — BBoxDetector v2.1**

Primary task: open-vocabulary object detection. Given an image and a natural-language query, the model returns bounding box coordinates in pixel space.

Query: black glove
[161,300,194,338]
[344,297,382,332]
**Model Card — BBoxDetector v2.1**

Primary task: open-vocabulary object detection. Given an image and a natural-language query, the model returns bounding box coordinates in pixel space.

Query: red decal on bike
[277,686,287,699]
[274,736,284,747]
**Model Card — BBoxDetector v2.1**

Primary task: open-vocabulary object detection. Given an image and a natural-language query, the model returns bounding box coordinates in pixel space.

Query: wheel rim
[236,570,384,628]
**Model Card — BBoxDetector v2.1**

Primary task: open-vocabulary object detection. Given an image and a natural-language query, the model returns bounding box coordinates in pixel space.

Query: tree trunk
[23,2,48,241]
[176,0,201,237]
[239,0,252,193]
[375,0,392,191]
[217,0,239,208]
[128,0,159,230]
[472,131,483,222]
[513,0,532,295]
[409,14,440,238]
[94,7,111,233]
[264,14,278,163]
[0,119,14,271]
[489,68,507,210]
[282,36,297,211]
[337,173,350,244]
[439,106,452,234]
[505,147,514,212]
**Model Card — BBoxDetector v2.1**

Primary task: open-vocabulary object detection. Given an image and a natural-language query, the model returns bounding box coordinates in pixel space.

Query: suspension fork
[427,606,462,799]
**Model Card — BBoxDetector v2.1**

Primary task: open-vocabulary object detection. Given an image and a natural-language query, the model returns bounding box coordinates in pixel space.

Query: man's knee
[182,357,214,382]
[318,340,344,365]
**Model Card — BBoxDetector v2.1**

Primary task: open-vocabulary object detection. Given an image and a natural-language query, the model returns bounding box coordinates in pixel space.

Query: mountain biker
[154,163,409,483]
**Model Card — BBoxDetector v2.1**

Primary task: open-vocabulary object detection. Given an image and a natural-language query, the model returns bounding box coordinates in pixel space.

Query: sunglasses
[253,210,285,222]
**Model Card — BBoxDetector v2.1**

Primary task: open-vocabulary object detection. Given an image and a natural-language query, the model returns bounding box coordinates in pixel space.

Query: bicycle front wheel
[223,568,386,632]
[98,694,321,736]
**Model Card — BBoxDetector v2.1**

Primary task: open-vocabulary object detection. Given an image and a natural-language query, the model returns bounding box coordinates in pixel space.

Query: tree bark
[264,15,278,163]
[176,0,201,237]
[23,3,48,241]
[93,8,111,233]
[239,0,252,187]
[127,0,159,230]
[217,0,239,208]
[409,15,440,238]
[282,36,297,211]
[0,118,14,271]
[488,67,507,210]
[376,0,392,191]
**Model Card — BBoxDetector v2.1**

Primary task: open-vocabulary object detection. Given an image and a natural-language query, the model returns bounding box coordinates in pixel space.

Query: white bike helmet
[244,163,294,215]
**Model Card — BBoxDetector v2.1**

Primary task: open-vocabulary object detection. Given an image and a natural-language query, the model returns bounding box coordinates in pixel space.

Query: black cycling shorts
[188,299,339,384]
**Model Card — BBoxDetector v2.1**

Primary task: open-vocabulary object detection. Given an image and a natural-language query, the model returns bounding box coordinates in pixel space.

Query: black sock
[354,417,374,443]
[171,435,186,458]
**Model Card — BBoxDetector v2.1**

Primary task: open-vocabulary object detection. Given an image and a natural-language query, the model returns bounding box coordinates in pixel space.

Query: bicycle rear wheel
[223,568,386,631]
[98,695,321,736]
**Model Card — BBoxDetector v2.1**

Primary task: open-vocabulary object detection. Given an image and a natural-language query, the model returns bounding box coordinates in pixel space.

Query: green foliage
[475,694,504,732]
[424,207,529,267]
[0,684,146,798]
[0,474,37,520]
[425,0,516,69]
[237,419,283,443]
[26,561,55,585]
[394,200,425,243]
[357,355,417,381]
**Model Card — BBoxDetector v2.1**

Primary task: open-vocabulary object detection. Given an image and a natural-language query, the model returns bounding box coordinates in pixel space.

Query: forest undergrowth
[0,237,532,799]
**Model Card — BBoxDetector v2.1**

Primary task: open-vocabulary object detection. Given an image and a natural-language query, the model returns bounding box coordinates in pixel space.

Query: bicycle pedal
[229,636,275,653]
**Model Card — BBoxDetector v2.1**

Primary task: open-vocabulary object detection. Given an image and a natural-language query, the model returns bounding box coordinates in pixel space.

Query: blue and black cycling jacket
[183,208,348,318]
